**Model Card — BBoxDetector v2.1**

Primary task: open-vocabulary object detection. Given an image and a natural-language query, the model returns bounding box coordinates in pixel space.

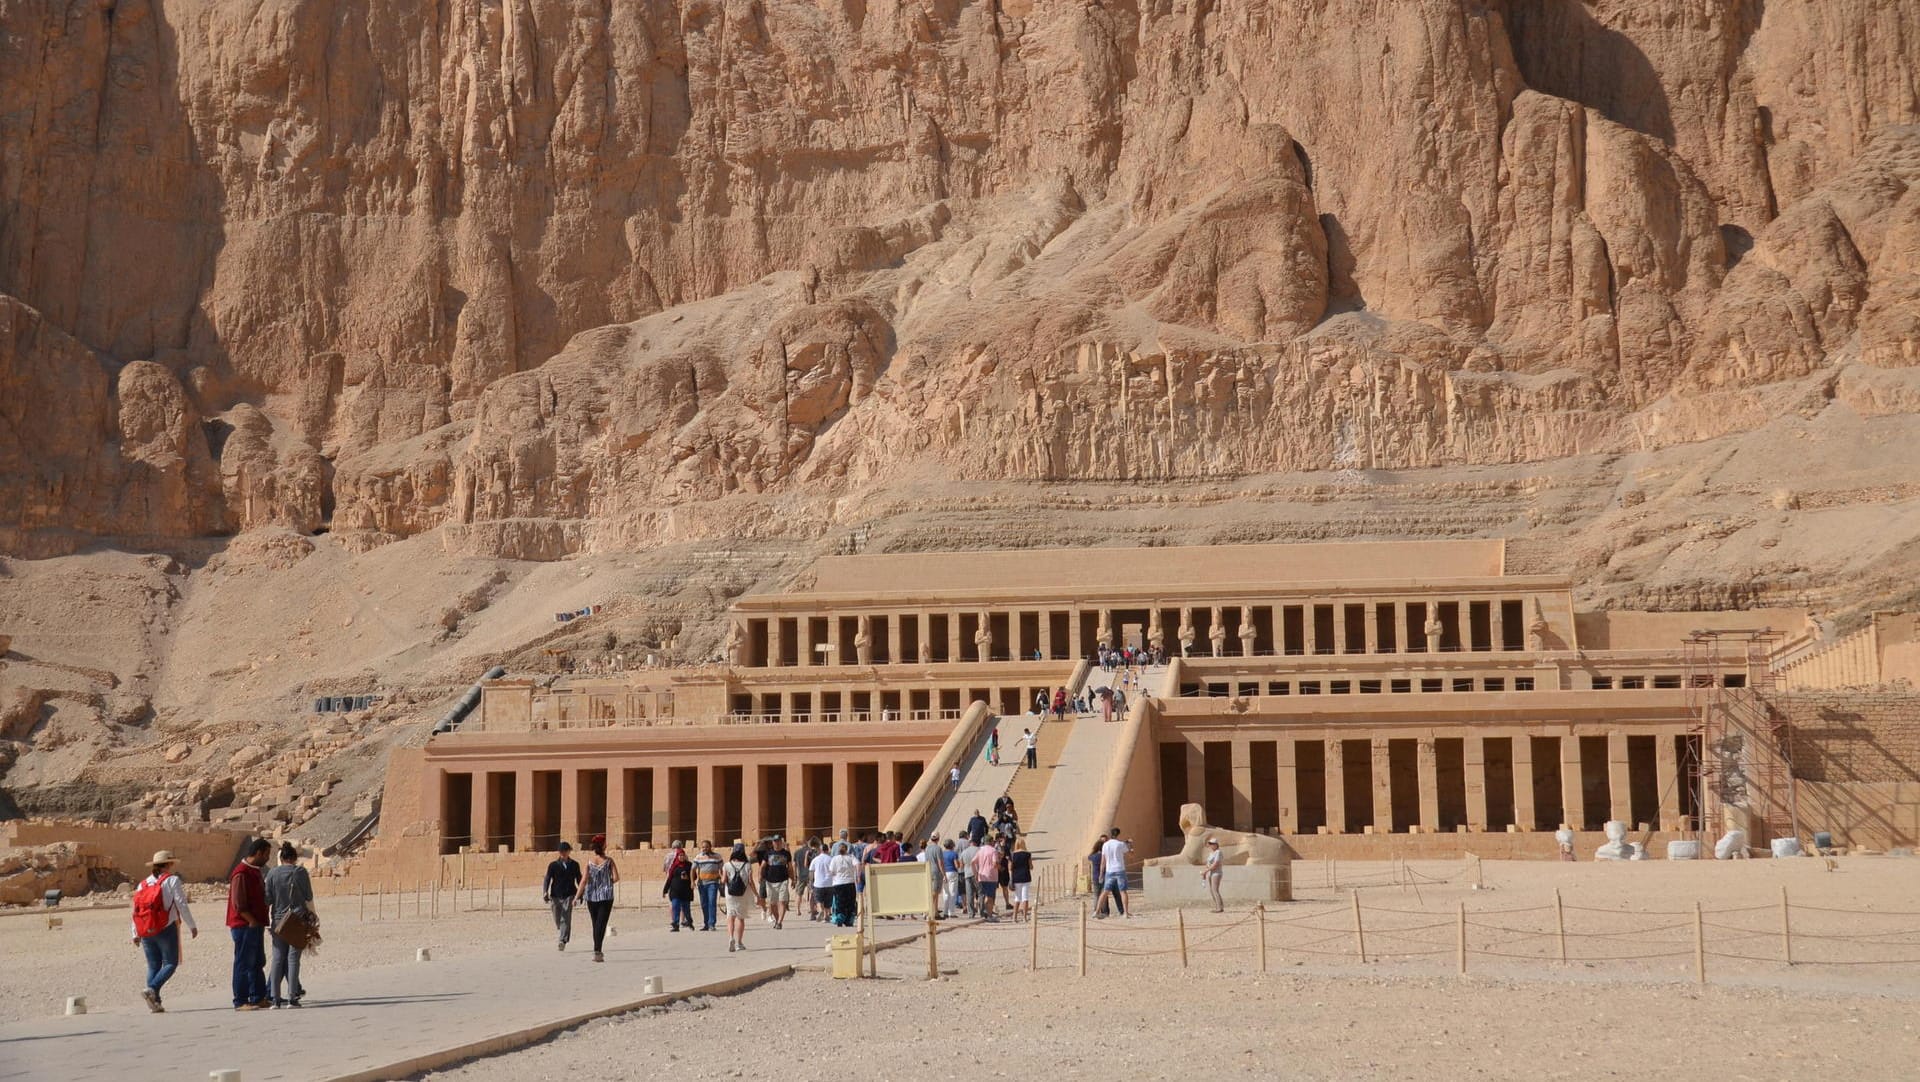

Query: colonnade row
[435,757,927,854]
[737,597,1538,667]
[1161,728,1700,838]
[729,683,1070,721]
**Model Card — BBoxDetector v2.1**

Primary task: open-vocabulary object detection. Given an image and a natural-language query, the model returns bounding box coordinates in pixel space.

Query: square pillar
[512,768,534,851]
[1416,738,1440,832]
[1490,599,1507,652]
[1464,737,1489,830]
[1559,732,1584,831]
[1069,608,1084,659]
[742,765,764,842]
[1276,739,1299,833]
[559,769,581,844]
[947,613,963,664]
[1039,611,1055,661]
[1608,732,1633,825]
[468,772,491,855]
[1656,730,1682,830]
[696,763,717,845]
[1011,612,1028,661]
[886,614,903,665]
[785,763,808,842]
[1512,734,1536,830]
[1230,739,1254,832]
[1363,603,1380,654]
[878,760,900,827]
[606,769,628,850]
[1184,741,1206,826]
[800,612,818,668]
[1371,737,1393,832]
[831,760,852,839]
[1393,601,1408,654]
[1303,604,1318,656]
[1324,739,1347,834]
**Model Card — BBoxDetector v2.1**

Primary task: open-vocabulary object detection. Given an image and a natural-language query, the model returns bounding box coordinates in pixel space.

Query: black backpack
[726,863,749,896]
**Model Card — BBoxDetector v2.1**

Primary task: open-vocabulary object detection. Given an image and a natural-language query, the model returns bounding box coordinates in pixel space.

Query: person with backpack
[264,842,315,1008]
[578,835,619,962]
[661,842,694,931]
[130,850,198,1013]
[759,837,793,929]
[691,841,723,931]
[541,841,582,951]
[721,844,754,952]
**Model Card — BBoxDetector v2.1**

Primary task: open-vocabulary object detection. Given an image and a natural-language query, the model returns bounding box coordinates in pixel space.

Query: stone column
[1655,731,1682,831]
[466,772,491,853]
[831,760,852,839]
[1559,734,1584,831]
[1324,738,1347,834]
[1371,738,1394,832]
[785,763,808,842]
[1363,603,1380,654]
[886,614,903,666]
[1512,735,1537,831]
[1230,739,1254,832]
[607,769,629,850]
[1276,739,1299,833]
[1490,598,1507,652]
[1464,737,1489,831]
[693,763,716,845]
[878,761,899,828]
[1416,738,1440,832]
[559,769,581,846]
[1069,608,1084,659]
[651,768,672,847]
[1039,611,1055,661]
[742,765,764,842]
[1010,612,1026,661]
[948,613,963,664]
[1185,741,1207,825]
[510,769,533,851]
[1608,732,1633,825]
[800,612,818,668]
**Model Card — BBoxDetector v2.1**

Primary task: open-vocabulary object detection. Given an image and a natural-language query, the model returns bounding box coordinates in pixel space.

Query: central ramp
[1022,665,1163,867]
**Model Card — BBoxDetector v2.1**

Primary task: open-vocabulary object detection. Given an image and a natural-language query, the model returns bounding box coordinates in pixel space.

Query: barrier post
[1255,904,1267,972]
[1029,902,1039,971]
[1078,901,1088,977]
[378,883,385,921]
[1693,901,1707,985]
[1351,892,1367,963]
[1456,901,1467,976]
[1553,888,1567,963]
[358,884,365,923]
[926,918,939,981]
[498,877,505,916]
[1177,908,1189,968]
[1780,886,1793,966]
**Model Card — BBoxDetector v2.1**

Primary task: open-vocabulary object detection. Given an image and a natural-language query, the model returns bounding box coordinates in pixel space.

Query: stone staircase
[1003,717,1072,827]
[1020,665,1165,868]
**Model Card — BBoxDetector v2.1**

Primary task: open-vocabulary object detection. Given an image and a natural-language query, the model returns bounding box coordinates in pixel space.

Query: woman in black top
[1008,838,1034,922]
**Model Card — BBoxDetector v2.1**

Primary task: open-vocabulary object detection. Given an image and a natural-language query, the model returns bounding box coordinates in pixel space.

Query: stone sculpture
[1209,607,1227,657]
[723,621,743,666]
[1148,610,1165,654]
[1528,599,1550,651]
[1148,803,1292,867]
[1238,612,1258,657]
[1178,608,1196,657]
[1096,608,1114,650]
[1423,611,1444,651]
[973,613,994,660]
[854,614,873,665]
[1594,820,1631,860]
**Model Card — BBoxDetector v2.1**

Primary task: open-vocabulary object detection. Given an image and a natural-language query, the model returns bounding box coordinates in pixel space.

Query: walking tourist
[722,844,753,952]
[987,726,1000,766]
[1099,829,1132,918]
[973,837,1001,921]
[580,835,619,962]
[967,808,989,844]
[692,841,723,930]
[130,849,197,1013]
[949,764,962,789]
[939,838,960,917]
[662,842,695,931]
[226,838,272,1010]
[827,842,860,927]
[1021,727,1038,769]
[1052,687,1067,719]
[1009,838,1034,922]
[1088,838,1109,917]
[264,842,315,1008]
[1203,837,1225,912]
[760,836,793,928]
[809,840,835,923]
[542,841,582,951]
[957,836,980,916]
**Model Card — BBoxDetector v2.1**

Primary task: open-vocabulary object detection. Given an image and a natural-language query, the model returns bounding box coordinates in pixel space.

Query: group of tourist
[1097,644,1165,670]
[130,838,318,1013]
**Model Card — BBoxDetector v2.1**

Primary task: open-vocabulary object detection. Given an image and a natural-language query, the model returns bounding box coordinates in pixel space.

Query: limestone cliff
[2,0,1917,557]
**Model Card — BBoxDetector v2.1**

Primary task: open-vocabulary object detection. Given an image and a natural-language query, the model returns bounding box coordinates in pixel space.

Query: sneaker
[592,951,604,963]
[557,941,566,951]
[235,1003,263,1012]
[141,989,162,1013]
[728,940,736,953]
[669,926,679,932]
[288,999,302,1008]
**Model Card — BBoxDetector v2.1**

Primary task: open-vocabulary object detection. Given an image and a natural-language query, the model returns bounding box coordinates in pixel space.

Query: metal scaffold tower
[1683,628,1798,851]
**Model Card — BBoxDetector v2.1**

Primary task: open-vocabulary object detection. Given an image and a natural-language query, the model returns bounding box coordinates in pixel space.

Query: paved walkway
[0,914,929,1082]
[1023,666,1164,867]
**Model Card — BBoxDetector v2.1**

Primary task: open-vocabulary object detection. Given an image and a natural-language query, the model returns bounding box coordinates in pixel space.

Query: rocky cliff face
[2,0,1918,556]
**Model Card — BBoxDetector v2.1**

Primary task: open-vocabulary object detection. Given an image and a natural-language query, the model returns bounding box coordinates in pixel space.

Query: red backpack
[132,876,172,938]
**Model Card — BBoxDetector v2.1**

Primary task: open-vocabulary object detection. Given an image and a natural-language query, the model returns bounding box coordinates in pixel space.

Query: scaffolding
[1682,628,1799,852]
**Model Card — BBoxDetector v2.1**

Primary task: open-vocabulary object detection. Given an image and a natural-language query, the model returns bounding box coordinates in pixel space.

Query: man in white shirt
[130,850,198,1012]
[1099,829,1132,918]
[1020,728,1038,769]
[808,845,835,923]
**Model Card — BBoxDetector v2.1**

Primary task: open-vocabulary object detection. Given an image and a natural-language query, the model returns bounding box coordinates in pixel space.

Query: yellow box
[830,934,865,979]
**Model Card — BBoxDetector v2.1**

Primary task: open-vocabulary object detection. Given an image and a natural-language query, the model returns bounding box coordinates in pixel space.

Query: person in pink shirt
[972,840,1002,921]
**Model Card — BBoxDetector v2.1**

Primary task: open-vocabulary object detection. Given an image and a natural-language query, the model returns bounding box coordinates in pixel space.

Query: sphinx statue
[1147,803,1293,867]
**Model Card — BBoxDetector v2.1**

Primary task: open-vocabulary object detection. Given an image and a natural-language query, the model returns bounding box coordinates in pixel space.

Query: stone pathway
[0,913,928,1082]
[1022,666,1164,867]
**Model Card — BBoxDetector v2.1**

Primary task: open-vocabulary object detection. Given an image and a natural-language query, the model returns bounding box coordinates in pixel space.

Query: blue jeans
[269,931,303,1004]
[669,894,693,929]
[140,923,181,995]
[1102,873,1129,914]
[230,925,267,1006]
[697,881,720,928]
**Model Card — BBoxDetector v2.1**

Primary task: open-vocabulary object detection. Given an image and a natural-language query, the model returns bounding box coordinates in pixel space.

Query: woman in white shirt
[827,842,860,928]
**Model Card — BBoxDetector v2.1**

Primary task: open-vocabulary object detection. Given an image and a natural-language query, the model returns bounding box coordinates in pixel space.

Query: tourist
[1009,838,1034,922]
[949,764,962,789]
[967,808,988,844]
[662,842,695,931]
[129,849,197,1013]
[798,836,824,921]
[938,838,959,918]
[827,842,860,927]
[1088,838,1109,917]
[692,841,723,931]
[973,836,1001,920]
[1099,829,1132,918]
[578,835,619,962]
[1021,727,1038,769]
[994,834,1014,910]
[541,841,582,951]
[226,838,272,1010]
[987,726,1000,767]
[264,842,315,1008]
[722,844,753,952]
[1052,687,1067,719]
[957,836,980,916]
[760,836,793,929]
[809,840,835,923]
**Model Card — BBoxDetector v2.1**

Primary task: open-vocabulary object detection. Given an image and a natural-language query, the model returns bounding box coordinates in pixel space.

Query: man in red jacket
[227,838,273,1010]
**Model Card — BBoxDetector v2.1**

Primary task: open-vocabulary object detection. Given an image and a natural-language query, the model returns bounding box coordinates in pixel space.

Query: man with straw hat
[130,850,198,1013]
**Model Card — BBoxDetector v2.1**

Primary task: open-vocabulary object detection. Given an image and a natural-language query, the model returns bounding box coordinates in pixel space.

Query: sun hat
[1207,838,1219,844]
[151,850,176,864]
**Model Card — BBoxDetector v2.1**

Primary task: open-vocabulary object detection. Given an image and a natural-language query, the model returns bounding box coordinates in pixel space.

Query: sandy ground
[12,859,1920,1080]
